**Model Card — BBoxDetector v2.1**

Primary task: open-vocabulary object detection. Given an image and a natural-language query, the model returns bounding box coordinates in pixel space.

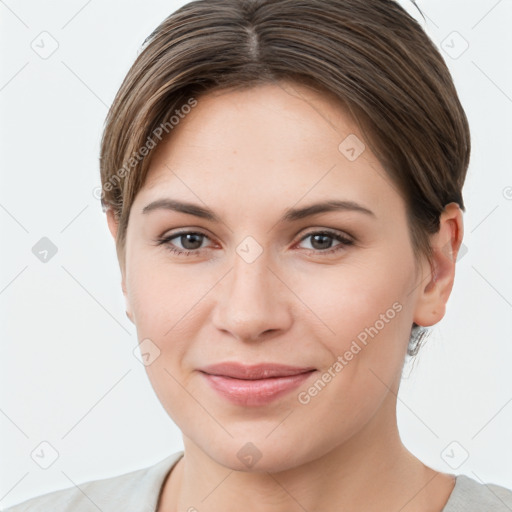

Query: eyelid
[157,227,214,243]
[158,229,215,249]
[296,227,354,242]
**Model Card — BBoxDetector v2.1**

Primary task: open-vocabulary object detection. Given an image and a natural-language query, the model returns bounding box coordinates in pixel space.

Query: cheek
[285,253,415,406]
[287,265,411,450]
[289,257,411,345]
[125,258,205,427]
[127,250,214,332]
[126,254,225,401]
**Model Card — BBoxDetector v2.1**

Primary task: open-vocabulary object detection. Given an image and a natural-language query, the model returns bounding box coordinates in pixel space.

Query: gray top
[3,451,512,511]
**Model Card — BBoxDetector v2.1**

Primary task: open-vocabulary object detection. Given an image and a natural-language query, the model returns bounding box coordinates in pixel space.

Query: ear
[413,202,464,327]
[106,208,134,324]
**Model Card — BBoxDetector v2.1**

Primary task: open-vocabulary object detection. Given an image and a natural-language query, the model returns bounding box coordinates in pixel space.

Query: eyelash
[154,229,355,257]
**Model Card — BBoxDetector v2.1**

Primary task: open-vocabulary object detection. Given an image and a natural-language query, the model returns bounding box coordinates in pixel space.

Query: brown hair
[99,0,470,355]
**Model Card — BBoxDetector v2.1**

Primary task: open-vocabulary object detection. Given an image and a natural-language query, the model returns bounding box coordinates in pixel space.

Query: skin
[107,80,464,512]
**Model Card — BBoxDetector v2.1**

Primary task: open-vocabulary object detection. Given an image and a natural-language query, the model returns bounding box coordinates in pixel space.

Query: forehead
[135,81,403,219]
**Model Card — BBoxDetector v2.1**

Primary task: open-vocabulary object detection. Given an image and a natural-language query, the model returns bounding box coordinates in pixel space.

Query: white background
[1,0,511,508]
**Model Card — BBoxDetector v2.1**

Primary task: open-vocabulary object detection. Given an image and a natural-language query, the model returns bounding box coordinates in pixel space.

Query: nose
[211,249,293,343]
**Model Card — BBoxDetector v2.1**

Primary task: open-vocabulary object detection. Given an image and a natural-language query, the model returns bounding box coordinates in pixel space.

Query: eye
[155,228,354,257]
[296,230,354,255]
[156,231,213,257]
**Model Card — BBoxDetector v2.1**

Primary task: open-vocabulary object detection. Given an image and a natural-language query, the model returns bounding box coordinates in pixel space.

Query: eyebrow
[141,198,376,222]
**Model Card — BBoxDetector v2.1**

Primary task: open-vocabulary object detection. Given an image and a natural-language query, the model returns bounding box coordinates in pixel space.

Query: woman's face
[117,81,430,471]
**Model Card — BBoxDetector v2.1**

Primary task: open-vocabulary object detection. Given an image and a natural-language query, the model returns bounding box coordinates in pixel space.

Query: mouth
[199,362,317,406]
[199,362,316,379]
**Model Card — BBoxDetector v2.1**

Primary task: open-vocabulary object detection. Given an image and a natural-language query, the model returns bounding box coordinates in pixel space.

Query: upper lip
[199,363,316,380]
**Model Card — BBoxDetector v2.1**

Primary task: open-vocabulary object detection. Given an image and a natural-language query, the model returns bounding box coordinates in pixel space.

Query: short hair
[99,0,471,355]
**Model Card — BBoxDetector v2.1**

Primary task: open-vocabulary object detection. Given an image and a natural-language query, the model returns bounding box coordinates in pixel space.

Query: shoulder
[2,451,184,512]
[443,474,512,512]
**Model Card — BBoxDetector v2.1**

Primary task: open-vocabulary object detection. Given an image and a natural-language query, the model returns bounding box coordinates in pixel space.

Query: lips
[199,362,316,379]
[199,362,317,406]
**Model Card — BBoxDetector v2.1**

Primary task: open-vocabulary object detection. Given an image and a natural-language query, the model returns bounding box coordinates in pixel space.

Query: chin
[197,437,317,474]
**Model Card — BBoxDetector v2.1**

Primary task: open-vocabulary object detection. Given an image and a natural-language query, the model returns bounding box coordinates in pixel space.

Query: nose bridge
[212,242,291,341]
[231,246,271,301]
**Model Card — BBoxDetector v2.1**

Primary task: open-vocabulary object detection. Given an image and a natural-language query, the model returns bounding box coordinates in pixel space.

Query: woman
[6,0,512,510]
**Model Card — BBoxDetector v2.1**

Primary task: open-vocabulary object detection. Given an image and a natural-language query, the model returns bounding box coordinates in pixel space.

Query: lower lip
[201,371,316,406]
